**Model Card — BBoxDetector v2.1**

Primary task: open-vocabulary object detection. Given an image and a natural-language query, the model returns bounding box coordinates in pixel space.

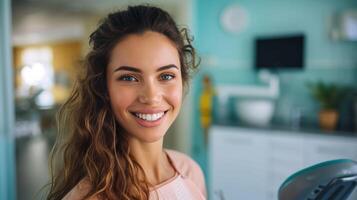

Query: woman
[47,5,206,200]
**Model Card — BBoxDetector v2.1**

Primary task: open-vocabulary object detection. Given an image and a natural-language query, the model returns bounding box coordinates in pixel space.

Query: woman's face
[107,31,182,143]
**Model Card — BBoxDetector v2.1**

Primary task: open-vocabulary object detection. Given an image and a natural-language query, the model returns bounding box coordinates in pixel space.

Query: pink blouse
[149,149,207,200]
[62,149,206,200]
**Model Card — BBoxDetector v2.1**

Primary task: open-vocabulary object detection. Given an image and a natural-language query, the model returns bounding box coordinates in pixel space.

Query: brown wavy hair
[47,5,198,200]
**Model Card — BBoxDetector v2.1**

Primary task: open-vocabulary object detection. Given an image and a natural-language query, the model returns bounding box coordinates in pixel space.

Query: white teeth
[135,112,164,121]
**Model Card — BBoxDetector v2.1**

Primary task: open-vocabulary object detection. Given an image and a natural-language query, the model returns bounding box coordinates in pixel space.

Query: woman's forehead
[108,31,180,72]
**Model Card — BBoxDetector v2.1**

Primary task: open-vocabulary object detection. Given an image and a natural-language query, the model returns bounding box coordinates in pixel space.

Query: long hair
[47,5,198,200]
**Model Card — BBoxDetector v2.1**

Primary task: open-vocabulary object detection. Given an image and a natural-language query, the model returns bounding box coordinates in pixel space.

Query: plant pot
[319,109,338,131]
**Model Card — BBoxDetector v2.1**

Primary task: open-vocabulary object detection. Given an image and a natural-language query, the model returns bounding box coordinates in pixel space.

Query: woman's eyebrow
[113,64,179,73]
[114,66,141,73]
[157,64,179,72]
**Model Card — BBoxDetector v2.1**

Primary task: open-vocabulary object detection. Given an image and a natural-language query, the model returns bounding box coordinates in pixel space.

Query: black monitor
[254,34,305,69]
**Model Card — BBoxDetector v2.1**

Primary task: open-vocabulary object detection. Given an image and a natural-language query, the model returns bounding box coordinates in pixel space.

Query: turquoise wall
[192,0,357,178]
[0,136,16,200]
[0,0,16,199]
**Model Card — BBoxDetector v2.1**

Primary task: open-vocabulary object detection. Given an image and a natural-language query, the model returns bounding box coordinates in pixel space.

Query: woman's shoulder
[165,149,202,173]
[62,178,98,200]
[165,149,206,196]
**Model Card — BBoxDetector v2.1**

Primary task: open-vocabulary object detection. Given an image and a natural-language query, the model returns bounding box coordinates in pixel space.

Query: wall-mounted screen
[255,34,305,69]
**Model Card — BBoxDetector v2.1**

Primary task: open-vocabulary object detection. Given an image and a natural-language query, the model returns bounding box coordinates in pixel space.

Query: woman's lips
[130,110,168,128]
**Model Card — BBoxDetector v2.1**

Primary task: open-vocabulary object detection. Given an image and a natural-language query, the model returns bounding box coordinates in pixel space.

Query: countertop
[213,121,357,138]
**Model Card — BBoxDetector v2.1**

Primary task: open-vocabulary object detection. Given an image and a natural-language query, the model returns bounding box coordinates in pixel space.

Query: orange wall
[13,41,82,103]
[13,40,82,88]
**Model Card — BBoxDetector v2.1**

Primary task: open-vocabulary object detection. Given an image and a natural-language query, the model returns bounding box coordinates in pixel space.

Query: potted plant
[307,81,348,131]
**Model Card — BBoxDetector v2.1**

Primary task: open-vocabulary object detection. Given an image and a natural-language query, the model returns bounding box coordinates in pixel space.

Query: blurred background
[1,0,357,199]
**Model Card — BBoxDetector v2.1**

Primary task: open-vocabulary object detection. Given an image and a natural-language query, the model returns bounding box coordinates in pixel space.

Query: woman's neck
[128,138,175,186]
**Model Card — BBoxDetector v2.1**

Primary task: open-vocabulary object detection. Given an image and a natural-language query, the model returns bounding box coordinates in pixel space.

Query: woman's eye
[160,74,175,81]
[118,75,138,82]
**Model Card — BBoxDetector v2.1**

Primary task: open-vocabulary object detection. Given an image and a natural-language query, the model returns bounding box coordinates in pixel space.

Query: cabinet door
[267,131,304,200]
[303,134,357,166]
[209,126,269,200]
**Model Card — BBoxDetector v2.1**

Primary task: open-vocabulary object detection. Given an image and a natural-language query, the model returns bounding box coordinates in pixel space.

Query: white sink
[235,99,275,127]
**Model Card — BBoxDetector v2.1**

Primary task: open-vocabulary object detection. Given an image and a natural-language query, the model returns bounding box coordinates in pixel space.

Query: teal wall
[0,136,16,200]
[0,0,16,199]
[191,0,357,178]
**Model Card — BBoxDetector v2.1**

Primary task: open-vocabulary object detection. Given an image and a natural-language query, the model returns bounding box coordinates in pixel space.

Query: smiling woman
[107,31,182,144]
[47,5,205,200]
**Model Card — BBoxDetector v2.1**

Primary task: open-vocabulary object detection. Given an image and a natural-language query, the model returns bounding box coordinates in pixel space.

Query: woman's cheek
[166,84,183,107]
[111,86,136,110]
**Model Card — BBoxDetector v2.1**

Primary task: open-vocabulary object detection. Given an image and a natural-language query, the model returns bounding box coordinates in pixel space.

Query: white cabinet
[209,126,269,200]
[303,134,357,166]
[209,126,357,200]
[266,131,304,200]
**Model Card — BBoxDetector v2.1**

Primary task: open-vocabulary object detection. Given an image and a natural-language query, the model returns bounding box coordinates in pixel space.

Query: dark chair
[279,159,357,200]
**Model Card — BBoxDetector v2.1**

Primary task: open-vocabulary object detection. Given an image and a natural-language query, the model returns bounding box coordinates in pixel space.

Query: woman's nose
[138,81,162,105]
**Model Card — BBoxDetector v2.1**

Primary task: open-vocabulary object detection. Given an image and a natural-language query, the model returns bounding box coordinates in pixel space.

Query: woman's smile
[131,110,169,127]
[133,112,165,121]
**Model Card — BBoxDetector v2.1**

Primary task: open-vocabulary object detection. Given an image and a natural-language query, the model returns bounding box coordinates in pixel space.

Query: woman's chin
[131,133,166,144]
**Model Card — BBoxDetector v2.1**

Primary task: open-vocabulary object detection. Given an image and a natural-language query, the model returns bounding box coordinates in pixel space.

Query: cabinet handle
[316,146,350,155]
[214,190,226,200]
[224,137,253,145]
